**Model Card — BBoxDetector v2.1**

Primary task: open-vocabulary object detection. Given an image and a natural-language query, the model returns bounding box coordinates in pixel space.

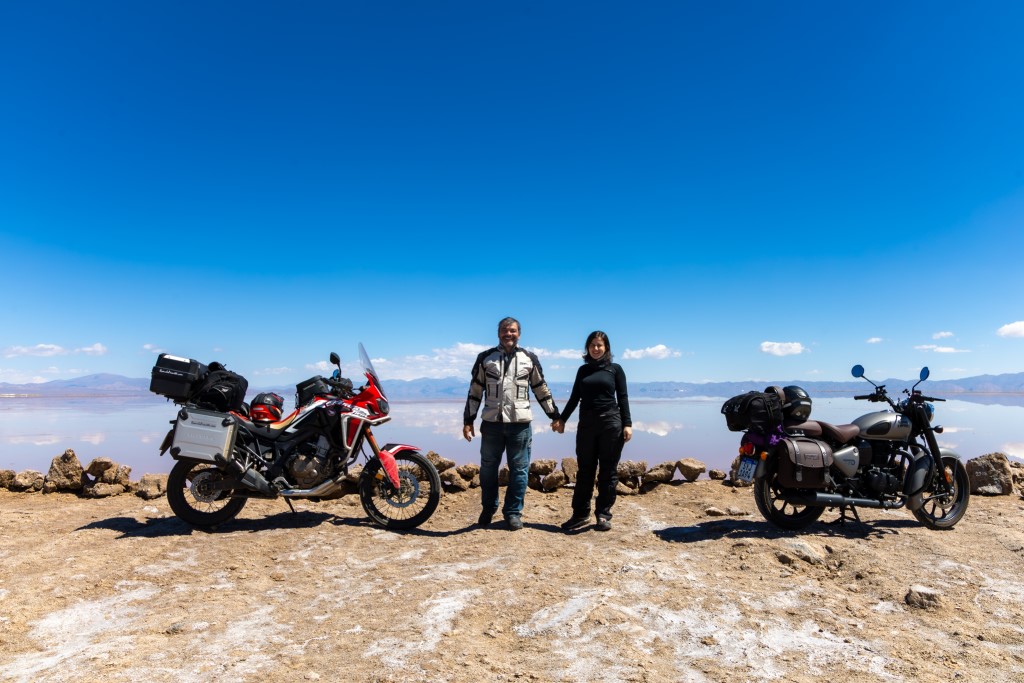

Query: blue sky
[2,1,1023,387]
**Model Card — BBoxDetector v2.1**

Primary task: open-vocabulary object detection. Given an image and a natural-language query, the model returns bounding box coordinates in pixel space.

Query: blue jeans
[479,421,532,518]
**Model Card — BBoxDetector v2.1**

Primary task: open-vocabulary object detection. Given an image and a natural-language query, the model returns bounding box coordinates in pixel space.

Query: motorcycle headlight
[924,402,935,423]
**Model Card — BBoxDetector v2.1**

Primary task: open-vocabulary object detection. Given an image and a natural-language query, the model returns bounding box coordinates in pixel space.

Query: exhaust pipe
[279,477,346,498]
[782,492,902,510]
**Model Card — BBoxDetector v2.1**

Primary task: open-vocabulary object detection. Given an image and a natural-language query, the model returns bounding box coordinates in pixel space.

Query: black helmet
[782,385,812,421]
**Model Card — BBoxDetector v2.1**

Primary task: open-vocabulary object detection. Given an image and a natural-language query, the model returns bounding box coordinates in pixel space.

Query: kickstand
[829,505,863,526]
[284,498,297,515]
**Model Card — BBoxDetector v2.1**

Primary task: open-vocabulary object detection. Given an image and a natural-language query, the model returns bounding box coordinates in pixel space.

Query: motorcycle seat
[786,419,860,445]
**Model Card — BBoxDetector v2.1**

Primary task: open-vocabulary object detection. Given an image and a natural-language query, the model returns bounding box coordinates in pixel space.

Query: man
[463,317,562,531]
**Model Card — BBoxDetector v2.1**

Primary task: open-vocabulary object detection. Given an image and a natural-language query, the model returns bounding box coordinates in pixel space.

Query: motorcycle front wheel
[359,451,441,530]
[912,455,970,530]
[167,459,247,528]
[753,469,825,530]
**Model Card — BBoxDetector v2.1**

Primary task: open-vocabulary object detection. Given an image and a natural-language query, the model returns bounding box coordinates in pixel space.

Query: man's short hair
[498,317,520,332]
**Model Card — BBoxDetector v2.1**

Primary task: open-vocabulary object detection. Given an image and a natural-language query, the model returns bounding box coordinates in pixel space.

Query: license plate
[736,456,757,483]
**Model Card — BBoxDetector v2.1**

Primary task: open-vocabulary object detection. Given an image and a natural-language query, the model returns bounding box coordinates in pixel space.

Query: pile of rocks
[5,448,1021,502]
[426,452,713,495]
[0,449,167,500]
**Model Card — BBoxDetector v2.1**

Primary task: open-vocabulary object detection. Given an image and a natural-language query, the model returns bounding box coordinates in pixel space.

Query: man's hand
[463,424,475,442]
[551,419,564,434]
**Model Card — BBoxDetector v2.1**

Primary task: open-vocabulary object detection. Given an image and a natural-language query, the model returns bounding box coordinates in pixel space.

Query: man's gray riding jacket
[464,346,560,425]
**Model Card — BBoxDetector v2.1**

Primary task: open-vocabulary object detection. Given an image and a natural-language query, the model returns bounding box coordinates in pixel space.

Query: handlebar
[854,394,874,401]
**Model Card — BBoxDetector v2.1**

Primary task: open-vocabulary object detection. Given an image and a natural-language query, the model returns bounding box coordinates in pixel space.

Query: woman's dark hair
[583,330,611,361]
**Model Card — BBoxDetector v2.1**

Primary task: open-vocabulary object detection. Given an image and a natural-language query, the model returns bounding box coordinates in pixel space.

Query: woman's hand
[622,426,633,442]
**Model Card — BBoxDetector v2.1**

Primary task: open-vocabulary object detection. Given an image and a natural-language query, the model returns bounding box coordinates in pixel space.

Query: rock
[561,457,578,483]
[344,465,363,483]
[0,470,14,489]
[528,473,543,491]
[728,455,753,488]
[85,457,117,479]
[469,474,480,488]
[440,469,470,492]
[83,482,126,498]
[705,506,727,517]
[102,464,132,487]
[10,470,44,492]
[530,459,556,476]
[966,453,1014,496]
[136,474,168,500]
[905,585,943,610]
[541,470,567,492]
[45,449,85,492]
[676,458,706,482]
[617,460,647,488]
[426,452,455,473]
[779,539,825,565]
[615,481,638,496]
[726,506,748,516]
[645,462,676,484]
[708,469,727,480]
[456,464,480,480]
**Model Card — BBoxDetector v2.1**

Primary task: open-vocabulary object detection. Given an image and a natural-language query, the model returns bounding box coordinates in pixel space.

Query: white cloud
[142,344,165,354]
[932,331,954,340]
[621,344,682,360]
[76,343,107,356]
[915,345,970,354]
[997,321,1024,338]
[3,343,66,358]
[759,341,807,357]
[866,337,883,344]
[252,367,294,376]
[336,343,490,381]
[527,347,582,360]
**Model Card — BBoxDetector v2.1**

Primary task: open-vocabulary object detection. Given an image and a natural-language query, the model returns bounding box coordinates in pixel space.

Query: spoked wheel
[167,459,247,528]
[912,455,970,530]
[359,451,441,530]
[753,470,825,530]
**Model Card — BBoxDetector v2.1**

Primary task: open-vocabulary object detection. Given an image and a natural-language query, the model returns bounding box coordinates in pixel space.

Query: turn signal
[759,450,769,461]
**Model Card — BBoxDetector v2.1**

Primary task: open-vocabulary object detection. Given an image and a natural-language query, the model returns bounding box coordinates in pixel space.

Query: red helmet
[250,392,284,423]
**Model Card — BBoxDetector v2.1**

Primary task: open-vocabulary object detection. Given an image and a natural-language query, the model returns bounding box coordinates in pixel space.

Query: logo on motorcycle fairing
[325,400,356,417]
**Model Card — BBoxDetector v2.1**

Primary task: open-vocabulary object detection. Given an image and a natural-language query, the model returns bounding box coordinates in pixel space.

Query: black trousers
[572,413,625,519]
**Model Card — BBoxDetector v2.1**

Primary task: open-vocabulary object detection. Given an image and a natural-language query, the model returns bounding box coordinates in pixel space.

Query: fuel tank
[853,410,912,441]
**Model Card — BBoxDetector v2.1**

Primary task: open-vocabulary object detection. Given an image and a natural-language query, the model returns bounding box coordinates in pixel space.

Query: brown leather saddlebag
[776,437,834,489]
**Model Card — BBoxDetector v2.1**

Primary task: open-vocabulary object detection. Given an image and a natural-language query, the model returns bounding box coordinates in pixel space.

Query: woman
[557,330,632,531]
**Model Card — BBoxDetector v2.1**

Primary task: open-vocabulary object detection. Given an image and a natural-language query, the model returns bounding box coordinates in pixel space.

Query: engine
[285,436,336,488]
[865,467,902,495]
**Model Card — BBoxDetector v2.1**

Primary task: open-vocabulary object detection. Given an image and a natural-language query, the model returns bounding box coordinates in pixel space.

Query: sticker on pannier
[776,437,834,489]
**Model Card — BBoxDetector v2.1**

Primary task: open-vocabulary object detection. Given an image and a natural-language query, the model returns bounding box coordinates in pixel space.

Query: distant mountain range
[3,372,1024,404]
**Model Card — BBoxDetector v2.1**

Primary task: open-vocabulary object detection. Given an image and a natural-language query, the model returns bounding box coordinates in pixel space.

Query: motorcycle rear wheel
[753,470,825,530]
[912,455,970,530]
[359,451,441,530]
[167,459,247,528]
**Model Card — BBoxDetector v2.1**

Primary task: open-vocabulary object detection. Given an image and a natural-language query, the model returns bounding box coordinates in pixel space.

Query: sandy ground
[0,481,1023,683]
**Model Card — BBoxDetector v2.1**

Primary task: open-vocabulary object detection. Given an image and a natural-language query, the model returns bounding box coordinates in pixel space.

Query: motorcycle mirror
[919,367,930,381]
[851,364,865,378]
[329,352,340,365]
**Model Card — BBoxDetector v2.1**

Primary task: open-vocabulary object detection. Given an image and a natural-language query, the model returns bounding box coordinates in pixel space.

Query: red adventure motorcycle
[153,344,441,530]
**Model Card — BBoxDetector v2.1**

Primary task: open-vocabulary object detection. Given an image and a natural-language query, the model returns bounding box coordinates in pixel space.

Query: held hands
[551,419,565,434]
[462,424,475,442]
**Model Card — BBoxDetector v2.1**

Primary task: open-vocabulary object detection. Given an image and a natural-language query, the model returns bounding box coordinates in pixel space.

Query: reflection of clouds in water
[938,440,959,450]
[81,433,106,445]
[632,421,684,437]
[1003,442,1024,458]
[9,435,61,446]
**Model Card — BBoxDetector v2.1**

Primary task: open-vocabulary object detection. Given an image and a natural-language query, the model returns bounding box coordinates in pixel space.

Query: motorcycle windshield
[358,343,387,399]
